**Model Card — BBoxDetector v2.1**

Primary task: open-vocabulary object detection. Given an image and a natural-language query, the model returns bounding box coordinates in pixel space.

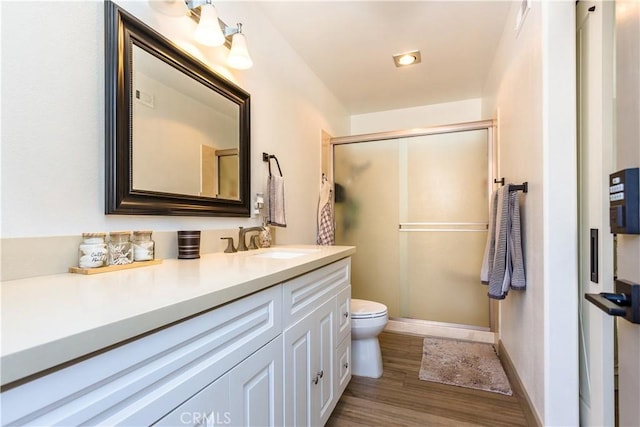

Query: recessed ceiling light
[393,50,421,67]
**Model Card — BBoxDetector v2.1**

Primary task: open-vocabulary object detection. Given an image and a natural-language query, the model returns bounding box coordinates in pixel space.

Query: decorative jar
[133,230,155,261]
[259,226,272,248]
[78,232,108,268]
[108,231,133,265]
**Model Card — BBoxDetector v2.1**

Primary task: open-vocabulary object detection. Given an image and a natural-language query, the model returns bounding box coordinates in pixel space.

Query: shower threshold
[386,317,495,344]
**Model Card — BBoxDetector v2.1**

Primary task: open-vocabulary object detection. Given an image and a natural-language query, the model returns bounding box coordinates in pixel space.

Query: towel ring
[262,152,283,177]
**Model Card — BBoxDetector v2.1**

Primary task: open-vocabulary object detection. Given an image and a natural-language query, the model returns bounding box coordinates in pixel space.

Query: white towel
[267,174,287,227]
[317,179,334,245]
[481,184,526,299]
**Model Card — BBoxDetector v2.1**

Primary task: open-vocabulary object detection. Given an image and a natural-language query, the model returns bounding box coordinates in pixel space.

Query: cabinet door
[154,375,230,427]
[336,336,351,396]
[316,298,336,426]
[336,285,351,344]
[283,313,314,426]
[229,336,283,427]
[283,298,336,427]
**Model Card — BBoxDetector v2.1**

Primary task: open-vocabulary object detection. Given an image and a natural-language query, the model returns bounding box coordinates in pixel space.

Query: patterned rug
[419,337,512,396]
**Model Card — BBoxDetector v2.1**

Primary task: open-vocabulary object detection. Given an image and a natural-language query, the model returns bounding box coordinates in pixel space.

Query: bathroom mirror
[105,1,251,216]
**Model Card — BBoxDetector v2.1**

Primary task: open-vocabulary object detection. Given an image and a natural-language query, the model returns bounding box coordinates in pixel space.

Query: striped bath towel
[317,178,334,245]
[481,185,526,299]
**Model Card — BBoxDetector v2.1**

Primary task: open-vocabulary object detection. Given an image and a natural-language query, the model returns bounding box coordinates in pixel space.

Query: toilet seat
[351,299,388,319]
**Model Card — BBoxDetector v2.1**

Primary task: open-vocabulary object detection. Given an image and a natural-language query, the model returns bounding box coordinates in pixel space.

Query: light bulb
[227,32,253,70]
[194,3,225,47]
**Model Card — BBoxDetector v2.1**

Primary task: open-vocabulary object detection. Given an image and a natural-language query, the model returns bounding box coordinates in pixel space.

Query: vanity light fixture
[193,2,225,47]
[393,50,422,67]
[227,24,253,70]
[148,0,253,69]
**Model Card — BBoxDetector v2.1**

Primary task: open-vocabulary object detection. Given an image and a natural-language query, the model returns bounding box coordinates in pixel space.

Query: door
[229,336,283,427]
[283,316,313,427]
[316,299,335,425]
[334,126,491,328]
[400,131,489,326]
[154,376,230,427]
[577,1,615,425]
[283,298,336,427]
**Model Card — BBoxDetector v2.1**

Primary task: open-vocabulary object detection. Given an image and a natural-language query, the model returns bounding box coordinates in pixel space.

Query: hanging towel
[480,189,499,283]
[317,178,334,245]
[481,184,526,299]
[267,174,287,227]
[509,191,526,290]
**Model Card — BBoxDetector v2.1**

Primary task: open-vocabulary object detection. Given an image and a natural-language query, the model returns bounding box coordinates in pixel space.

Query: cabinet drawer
[283,258,350,327]
[336,336,351,396]
[336,285,351,344]
[1,285,282,427]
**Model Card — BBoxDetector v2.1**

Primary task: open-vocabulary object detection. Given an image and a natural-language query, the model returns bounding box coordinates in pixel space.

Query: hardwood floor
[327,332,531,427]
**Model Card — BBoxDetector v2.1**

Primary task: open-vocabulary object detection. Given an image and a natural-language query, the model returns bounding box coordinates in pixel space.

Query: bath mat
[419,337,512,395]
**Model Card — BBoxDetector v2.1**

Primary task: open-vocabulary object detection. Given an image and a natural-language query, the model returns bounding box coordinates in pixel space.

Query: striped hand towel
[267,174,287,227]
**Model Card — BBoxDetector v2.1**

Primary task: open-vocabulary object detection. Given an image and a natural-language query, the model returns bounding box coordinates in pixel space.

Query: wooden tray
[69,259,163,275]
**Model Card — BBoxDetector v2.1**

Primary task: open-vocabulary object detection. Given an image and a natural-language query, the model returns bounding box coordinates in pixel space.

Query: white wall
[0,1,349,244]
[350,98,484,135]
[482,1,578,425]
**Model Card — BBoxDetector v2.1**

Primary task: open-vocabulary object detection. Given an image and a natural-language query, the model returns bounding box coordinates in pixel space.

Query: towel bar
[494,178,528,193]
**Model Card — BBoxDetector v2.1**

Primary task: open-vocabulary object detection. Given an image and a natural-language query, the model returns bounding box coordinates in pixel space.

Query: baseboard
[385,319,495,344]
[498,340,543,427]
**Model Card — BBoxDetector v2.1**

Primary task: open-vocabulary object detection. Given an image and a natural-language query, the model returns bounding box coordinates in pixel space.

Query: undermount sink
[251,248,321,259]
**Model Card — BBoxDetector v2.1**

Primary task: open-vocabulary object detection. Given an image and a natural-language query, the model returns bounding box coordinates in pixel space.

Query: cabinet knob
[317,370,324,379]
[312,375,319,385]
[344,311,349,318]
[344,362,349,369]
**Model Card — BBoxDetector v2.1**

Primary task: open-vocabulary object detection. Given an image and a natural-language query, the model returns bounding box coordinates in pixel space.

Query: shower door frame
[330,119,498,334]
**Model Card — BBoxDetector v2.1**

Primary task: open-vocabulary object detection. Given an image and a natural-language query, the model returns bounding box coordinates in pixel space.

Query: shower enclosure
[332,121,493,329]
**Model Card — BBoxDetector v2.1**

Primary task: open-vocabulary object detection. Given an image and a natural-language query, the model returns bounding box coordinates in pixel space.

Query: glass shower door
[400,130,489,327]
[334,128,490,328]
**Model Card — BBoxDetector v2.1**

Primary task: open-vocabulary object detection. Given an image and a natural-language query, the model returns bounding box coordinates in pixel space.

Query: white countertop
[0,245,355,386]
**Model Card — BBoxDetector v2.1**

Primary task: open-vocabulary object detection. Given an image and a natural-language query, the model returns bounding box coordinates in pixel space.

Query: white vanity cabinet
[0,285,282,426]
[0,254,352,427]
[282,258,351,427]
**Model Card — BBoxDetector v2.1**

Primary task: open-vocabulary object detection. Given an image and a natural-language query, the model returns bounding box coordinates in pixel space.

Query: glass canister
[108,231,133,265]
[78,232,108,268]
[133,230,155,261]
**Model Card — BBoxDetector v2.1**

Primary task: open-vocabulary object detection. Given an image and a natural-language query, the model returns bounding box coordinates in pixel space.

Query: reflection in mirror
[132,46,240,200]
[105,1,251,216]
[216,149,239,199]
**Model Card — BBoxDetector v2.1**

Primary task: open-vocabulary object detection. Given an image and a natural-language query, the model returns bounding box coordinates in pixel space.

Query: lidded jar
[78,232,108,268]
[132,230,155,261]
[108,231,133,265]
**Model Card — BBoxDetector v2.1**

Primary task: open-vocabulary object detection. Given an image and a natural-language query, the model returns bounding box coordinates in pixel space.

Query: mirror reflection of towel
[267,174,287,227]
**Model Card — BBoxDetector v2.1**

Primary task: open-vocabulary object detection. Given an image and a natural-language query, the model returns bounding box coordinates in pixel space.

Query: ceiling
[258,1,512,115]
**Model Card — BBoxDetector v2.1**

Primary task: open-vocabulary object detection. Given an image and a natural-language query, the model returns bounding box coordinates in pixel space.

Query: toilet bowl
[350,299,388,378]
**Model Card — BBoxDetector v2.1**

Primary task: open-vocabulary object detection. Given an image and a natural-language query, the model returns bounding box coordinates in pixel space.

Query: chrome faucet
[237,226,264,251]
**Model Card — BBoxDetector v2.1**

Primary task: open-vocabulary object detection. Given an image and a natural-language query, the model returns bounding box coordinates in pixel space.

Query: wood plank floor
[326,332,531,427]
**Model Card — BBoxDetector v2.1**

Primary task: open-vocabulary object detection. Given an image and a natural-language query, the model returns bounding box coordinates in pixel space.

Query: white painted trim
[541,2,579,426]
[385,319,495,344]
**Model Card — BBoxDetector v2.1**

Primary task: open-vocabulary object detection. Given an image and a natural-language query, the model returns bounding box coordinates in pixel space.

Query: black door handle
[585,293,627,316]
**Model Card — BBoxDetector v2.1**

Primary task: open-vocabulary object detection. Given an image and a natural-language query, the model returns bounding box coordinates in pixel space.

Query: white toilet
[350,299,389,378]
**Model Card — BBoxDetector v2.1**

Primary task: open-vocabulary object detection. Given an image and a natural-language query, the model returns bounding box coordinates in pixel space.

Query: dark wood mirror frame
[105,1,251,217]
